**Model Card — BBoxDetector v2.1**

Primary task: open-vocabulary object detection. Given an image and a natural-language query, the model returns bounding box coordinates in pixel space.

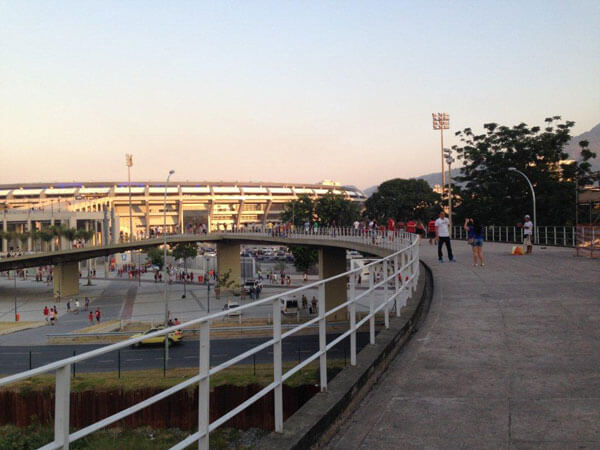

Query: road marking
[184,355,196,359]
[99,360,113,363]
[126,358,143,362]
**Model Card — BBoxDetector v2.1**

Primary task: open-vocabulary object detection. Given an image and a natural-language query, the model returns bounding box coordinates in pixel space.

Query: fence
[0,229,419,449]
[575,226,600,258]
[452,225,578,247]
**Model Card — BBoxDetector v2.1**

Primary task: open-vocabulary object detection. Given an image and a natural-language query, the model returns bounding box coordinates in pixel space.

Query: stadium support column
[54,261,80,298]
[216,241,241,295]
[27,219,32,251]
[318,247,347,322]
[2,216,8,253]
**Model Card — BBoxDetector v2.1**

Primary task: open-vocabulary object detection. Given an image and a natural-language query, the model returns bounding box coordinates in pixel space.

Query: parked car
[130,327,182,348]
[242,279,263,297]
[223,301,241,316]
[280,296,299,315]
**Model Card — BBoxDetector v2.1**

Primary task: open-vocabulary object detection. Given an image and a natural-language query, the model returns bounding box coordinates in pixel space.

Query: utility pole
[432,113,450,210]
[126,154,133,242]
[443,148,455,231]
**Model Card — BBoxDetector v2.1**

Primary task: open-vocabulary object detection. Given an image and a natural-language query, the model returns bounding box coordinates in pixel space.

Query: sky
[1,1,599,190]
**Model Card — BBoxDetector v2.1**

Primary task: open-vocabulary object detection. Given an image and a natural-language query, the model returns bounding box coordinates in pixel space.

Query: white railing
[0,229,419,450]
[452,225,578,247]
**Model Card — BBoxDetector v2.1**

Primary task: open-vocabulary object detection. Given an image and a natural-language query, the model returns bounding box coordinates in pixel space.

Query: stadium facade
[0,181,366,251]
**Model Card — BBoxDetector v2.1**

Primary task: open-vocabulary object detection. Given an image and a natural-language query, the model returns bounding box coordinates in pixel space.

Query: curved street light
[508,167,537,244]
[164,170,175,365]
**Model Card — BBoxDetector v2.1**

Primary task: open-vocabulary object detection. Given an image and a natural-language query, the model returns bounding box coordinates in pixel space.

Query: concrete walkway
[330,242,600,449]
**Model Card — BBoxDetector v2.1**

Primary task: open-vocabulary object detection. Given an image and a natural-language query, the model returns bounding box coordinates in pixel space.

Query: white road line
[99,360,113,363]
[184,355,196,359]
[126,358,143,362]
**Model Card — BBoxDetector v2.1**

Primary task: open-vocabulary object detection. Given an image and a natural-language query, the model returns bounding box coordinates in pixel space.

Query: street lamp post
[508,167,537,244]
[443,148,455,232]
[126,154,133,242]
[163,169,175,366]
[432,113,450,210]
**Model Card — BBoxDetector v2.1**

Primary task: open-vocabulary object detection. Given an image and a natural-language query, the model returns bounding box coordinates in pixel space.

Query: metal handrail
[0,228,420,450]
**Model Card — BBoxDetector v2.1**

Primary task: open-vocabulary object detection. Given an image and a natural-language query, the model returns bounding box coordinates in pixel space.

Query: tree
[288,245,318,272]
[315,193,361,226]
[365,179,441,223]
[39,229,54,251]
[452,117,597,225]
[280,195,315,227]
[171,242,198,298]
[145,246,164,269]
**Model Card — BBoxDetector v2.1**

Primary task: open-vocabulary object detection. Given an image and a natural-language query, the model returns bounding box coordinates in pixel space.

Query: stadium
[0,181,366,251]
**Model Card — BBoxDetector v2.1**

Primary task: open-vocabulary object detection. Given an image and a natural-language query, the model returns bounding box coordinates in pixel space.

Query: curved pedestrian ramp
[0,229,422,449]
[328,242,600,449]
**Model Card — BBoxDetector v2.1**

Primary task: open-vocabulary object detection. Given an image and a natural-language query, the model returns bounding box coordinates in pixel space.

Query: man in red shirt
[387,218,395,240]
[427,219,436,245]
[407,220,417,234]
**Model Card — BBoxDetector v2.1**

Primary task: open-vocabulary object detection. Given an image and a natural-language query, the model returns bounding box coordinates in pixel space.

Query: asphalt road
[0,332,374,375]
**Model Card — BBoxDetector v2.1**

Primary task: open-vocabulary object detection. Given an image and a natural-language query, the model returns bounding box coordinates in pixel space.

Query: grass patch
[0,359,346,393]
[0,424,264,449]
[0,321,45,335]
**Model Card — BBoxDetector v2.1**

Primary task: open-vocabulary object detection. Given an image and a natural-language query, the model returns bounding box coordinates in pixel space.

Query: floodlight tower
[432,113,450,208]
[443,148,455,230]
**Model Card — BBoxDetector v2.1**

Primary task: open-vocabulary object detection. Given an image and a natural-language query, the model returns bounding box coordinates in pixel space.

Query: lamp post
[163,169,175,366]
[432,113,450,209]
[508,167,537,244]
[443,148,455,232]
[126,154,133,242]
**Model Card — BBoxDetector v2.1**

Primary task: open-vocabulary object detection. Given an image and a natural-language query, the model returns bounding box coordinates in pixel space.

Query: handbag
[467,238,474,245]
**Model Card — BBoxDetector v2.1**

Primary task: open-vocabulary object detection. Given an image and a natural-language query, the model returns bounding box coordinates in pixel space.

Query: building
[0,181,366,251]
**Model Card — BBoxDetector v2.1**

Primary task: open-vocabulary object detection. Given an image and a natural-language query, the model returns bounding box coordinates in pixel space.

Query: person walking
[85,297,90,311]
[435,211,455,262]
[427,219,436,245]
[88,311,94,324]
[74,299,80,314]
[43,305,49,324]
[95,308,101,323]
[465,218,485,266]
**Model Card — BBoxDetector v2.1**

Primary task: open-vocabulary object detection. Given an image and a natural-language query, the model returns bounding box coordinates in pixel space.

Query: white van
[280,296,299,315]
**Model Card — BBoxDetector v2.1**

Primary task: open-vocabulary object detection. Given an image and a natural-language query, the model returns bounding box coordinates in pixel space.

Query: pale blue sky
[1,1,599,188]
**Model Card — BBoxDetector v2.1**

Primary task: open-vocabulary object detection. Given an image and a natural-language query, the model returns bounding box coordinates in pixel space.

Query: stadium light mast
[444,148,455,230]
[432,113,450,209]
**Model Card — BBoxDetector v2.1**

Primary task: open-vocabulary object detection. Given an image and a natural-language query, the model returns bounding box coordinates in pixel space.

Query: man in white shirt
[522,214,533,254]
[435,211,455,262]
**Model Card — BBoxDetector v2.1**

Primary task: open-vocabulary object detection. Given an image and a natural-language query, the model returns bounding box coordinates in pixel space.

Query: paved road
[0,332,373,375]
[330,241,600,449]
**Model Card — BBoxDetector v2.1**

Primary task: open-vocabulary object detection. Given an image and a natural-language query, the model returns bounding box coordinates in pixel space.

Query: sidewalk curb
[257,261,434,449]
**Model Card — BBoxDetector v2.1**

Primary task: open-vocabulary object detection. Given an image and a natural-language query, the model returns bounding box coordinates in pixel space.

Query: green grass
[1,360,346,393]
[0,424,263,449]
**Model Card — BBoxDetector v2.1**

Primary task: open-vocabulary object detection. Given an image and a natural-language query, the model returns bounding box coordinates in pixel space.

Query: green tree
[144,246,164,269]
[280,195,315,227]
[288,245,318,272]
[315,193,361,226]
[171,242,198,298]
[452,117,597,225]
[365,179,440,223]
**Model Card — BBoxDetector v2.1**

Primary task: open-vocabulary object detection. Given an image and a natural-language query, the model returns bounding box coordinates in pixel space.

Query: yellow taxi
[131,326,183,347]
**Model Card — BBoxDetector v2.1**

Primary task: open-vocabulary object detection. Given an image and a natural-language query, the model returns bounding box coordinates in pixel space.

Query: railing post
[383,260,389,329]
[505,226,508,242]
[198,321,210,449]
[394,254,400,317]
[349,270,357,366]
[563,227,566,247]
[272,297,283,430]
[553,226,557,246]
[513,226,516,243]
[54,365,71,449]
[545,226,548,245]
[368,265,375,345]
[318,283,327,392]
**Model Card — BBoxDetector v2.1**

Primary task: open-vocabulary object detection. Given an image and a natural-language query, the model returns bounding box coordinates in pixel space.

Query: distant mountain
[363,122,600,197]
[564,122,600,170]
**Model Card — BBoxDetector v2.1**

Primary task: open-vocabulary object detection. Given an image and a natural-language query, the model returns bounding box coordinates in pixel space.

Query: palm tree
[40,229,54,252]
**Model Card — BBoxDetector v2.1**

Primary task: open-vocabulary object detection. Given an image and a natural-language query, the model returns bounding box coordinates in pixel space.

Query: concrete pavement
[329,241,600,449]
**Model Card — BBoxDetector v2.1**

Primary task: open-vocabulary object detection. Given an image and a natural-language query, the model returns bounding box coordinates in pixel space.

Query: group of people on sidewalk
[431,211,534,266]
